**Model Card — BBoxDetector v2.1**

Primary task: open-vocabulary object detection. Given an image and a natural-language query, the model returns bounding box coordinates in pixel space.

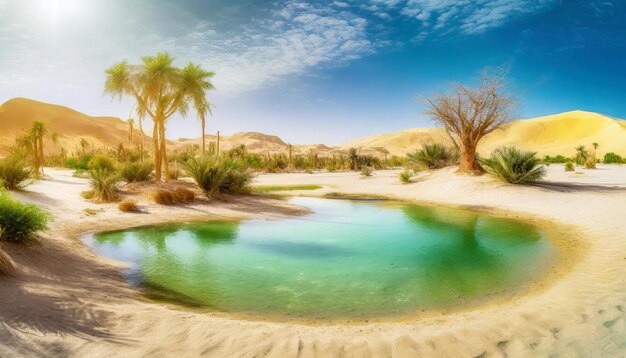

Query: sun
[44,0,85,24]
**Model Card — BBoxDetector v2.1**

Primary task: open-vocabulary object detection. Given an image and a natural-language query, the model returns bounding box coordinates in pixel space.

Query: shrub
[174,187,195,203]
[120,162,154,183]
[184,157,251,198]
[480,146,545,184]
[603,152,623,164]
[220,168,253,195]
[65,154,91,170]
[564,162,575,172]
[407,144,458,169]
[399,169,412,183]
[0,192,49,242]
[0,158,33,190]
[117,199,138,212]
[167,167,182,180]
[361,166,373,177]
[152,189,176,205]
[88,155,116,171]
[88,168,121,202]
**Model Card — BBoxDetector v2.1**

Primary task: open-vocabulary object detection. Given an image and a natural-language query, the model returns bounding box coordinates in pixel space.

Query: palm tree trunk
[201,117,206,154]
[153,121,161,181]
[32,140,39,177]
[159,120,169,181]
[39,137,44,175]
[138,115,144,163]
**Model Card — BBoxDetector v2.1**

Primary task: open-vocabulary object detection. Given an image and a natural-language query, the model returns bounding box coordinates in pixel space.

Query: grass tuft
[152,189,176,205]
[118,199,139,212]
[0,193,49,243]
[174,187,195,203]
[0,158,33,191]
[481,146,545,184]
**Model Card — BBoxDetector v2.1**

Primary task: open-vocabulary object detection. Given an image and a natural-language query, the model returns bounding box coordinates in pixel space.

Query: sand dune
[344,111,626,157]
[0,98,150,156]
[2,99,625,159]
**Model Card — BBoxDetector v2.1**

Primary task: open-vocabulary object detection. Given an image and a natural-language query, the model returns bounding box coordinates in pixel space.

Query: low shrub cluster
[118,199,139,212]
[87,167,121,202]
[481,146,545,184]
[360,166,373,177]
[0,192,49,243]
[184,157,252,198]
[0,158,33,190]
[174,187,195,203]
[120,162,154,183]
[603,152,624,164]
[152,189,176,205]
[399,169,412,184]
[564,162,575,172]
[407,144,458,169]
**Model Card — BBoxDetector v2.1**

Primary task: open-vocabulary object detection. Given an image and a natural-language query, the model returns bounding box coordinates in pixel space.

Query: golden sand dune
[0,98,149,156]
[343,110,626,157]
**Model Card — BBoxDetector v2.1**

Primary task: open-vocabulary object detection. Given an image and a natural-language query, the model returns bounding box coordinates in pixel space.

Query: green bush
[0,192,49,242]
[65,154,92,170]
[184,157,252,198]
[399,169,412,183]
[120,162,154,183]
[603,152,623,164]
[407,144,458,169]
[167,167,182,180]
[220,168,253,194]
[480,146,546,184]
[543,155,570,164]
[361,166,373,177]
[0,158,33,190]
[564,162,575,171]
[87,168,121,202]
[88,155,116,172]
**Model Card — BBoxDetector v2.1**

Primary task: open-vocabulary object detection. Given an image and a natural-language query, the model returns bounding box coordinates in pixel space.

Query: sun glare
[44,0,84,24]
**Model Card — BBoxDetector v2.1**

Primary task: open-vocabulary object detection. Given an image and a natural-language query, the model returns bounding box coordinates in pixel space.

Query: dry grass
[0,230,15,275]
[152,189,176,205]
[118,199,139,212]
[174,187,195,203]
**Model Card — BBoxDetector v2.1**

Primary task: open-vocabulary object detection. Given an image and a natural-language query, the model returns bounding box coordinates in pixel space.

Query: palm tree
[127,118,134,144]
[30,121,47,176]
[80,138,89,155]
[105,53,215,180]
[574,145,588,165]
[180,62,215,154]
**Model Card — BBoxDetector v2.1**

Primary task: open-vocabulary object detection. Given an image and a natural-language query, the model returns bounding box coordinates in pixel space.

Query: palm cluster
[480,146,545,184]
[104,53,215,181]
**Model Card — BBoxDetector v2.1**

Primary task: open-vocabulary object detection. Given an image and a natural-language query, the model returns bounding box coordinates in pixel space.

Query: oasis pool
[85,197,557,320]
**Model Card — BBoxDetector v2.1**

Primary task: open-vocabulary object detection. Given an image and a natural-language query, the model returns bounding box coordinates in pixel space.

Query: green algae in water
[85,197,556,320]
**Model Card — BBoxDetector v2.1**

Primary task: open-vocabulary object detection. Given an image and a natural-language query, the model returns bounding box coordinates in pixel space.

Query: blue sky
[0,0,624,144]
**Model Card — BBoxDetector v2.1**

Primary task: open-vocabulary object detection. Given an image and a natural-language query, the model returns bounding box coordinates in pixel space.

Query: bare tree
[425,69,515,174]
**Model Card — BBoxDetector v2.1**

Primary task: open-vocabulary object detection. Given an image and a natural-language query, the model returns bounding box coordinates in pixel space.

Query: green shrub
[87,168,121,202]
[120,162,154,183]
[88,155,116,172]
[167,167,182,180]
[543,155,570,164]
[220,167,253,195]
[361,166,373,177]
[407,144,458,169]
[0,192,49,242]
[184,157,252,198]
[0,158,33,190]
[603,152,623,164]
[65,154,91,170]
[481,147,546,184]
[565,162,575,172]
[399,169,412,183]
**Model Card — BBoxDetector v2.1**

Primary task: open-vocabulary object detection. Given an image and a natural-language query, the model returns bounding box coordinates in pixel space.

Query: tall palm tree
[30,121,47,176]
[105,53,215,180]
[179,62,215,154]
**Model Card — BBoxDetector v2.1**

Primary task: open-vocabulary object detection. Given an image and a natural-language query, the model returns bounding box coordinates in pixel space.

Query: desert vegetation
[481,146,545,184]
[407,144,459,169]
[0,157,33,190]
[0,192,49,243]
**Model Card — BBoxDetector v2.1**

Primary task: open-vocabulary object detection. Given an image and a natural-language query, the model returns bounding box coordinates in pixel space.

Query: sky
[0,0,624,144]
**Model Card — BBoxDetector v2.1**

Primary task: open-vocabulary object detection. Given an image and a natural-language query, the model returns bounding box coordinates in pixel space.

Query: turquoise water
[85,197,556,320]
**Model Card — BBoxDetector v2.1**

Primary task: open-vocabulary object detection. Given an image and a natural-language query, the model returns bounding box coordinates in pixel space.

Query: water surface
[85,197,556,320]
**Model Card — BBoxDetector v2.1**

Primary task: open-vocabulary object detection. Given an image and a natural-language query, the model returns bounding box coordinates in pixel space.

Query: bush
[184,157,252,198]
[585,157,596,169]
[399,169,412,183]
[118,199,138,212]
[167,167,182,180]
[152,189,176,205]
[120,162,154,183]
[543,155,570,164]
[603,152,623,164]
[480,146,546,184]
[174,187,195,203]
[88,155,116,172]
[220,167,253,195]
[65,154,91,170]
[565,162,575,172]
[0,158,33,190]
[407,144,458,169]
[361,166,373,177]
[87,168,121,202]
[0,192,49,242]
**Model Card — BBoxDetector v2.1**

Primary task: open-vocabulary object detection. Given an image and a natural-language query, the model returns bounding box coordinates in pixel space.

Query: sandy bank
[1,165,626,357]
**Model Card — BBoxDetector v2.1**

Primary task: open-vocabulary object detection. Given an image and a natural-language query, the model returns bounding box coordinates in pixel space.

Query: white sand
[1,165,626,357]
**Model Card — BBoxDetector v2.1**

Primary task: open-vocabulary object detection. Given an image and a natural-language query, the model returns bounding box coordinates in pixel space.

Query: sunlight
[44,0,84,24]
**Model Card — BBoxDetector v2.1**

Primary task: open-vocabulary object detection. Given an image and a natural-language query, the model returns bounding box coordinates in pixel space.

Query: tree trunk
[457,143,484,175]
[201,118,206,154]
[153,122,161,181]
[39,138,44,175]
[138,115,144,163]
[159,120,169,181]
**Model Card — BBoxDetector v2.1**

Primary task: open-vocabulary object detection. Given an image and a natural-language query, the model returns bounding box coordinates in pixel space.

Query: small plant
[167,167,182,180]
[174,187,195,203]
[0,158,33,190]
[399,169,412,183]
[585,157,596,169]
[87,168,121,202]
[0,192,49,243]
[0,229,15,275]
[480,146,546,184]
[574,145,589,165]
[152,189,176,205]
[118,199,139,212]
[603,152,623,164]
[407,144,458,169]
[220,168,253,195]
[564,162,575,172]
[88,155,116,172]
[83,208,99,216]
[360,166,373,177]
[120,162,154,183]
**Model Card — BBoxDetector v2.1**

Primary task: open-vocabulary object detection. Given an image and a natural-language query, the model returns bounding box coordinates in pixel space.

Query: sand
[1,165,625,357]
